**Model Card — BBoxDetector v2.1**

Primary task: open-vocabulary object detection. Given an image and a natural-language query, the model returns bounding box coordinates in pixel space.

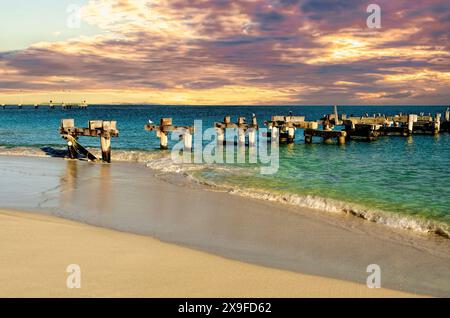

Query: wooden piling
[304,129,347,145]
[183,131,193,150]
[305,134,313,144]
[271,126,279,141]
[145,118,194,150]
[248,128,256,146]
[60,119,118,163]
[238,128,246,145]
[158,131,169,149]
[434,113,441,135]
[216,128,225,143]
[265,114,316,143]
[214,115,257,146]
[67,140,78,159]
[445,108,450,122]
[287,127,295,143]
[100,134,111,162]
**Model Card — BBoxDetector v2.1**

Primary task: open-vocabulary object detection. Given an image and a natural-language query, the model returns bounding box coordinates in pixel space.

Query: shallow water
[0,105,449,234]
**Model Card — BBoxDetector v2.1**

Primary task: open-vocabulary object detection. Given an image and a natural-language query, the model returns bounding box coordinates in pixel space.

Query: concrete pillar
[183,131,193,150]
[248,128,256,146]
[100,135,111,163]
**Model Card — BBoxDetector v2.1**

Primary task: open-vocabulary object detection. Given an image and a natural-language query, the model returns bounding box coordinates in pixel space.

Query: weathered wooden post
[445,108,449,122]
[159,118,172,149]
[216,127,225,144]
[183,130,193,150]
[158,131,169,149]
[100,135,111,162]
[100,121,114,163]
[248,115,257,146]
[434,113,441,135]
[287,127,295,142]
[238,129,246,145]
[145,118,194,151]
[323,115,333,131]
[304,134,313,144]
[60,119,118,162]
[237,117,246,145]
[248,129,256,146]
[271,126,279,141]
[407,114,417,135]
[61,119,77,159]
[338,131,347,145]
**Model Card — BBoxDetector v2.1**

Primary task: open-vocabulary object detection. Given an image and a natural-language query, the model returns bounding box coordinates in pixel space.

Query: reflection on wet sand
[59,160,112,213]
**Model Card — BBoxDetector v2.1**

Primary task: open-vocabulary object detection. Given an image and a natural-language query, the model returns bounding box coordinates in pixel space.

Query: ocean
[0,105,449,237]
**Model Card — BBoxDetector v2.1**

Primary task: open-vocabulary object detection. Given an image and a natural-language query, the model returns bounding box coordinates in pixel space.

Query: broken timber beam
[145,118,194,150]
[304,129,347,145]
[59,119,119,163]
[214,115,258,146]
[264,114,318,143]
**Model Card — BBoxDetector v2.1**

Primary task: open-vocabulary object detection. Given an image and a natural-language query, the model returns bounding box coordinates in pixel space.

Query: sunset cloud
[1,0,450,105]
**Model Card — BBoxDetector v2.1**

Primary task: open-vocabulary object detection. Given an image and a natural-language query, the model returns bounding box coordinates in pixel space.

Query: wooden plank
[89,120,104,130]
[63,135,98,162]
[161,118,173,126]
[61,119,75,129]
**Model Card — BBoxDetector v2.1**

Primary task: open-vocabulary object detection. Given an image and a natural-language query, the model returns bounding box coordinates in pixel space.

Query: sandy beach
[0,155,449,297]
[0,209,417,297]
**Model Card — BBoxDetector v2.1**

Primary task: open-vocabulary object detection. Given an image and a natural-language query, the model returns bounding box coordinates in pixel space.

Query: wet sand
[0,209,417,297]
[0,155,449,296]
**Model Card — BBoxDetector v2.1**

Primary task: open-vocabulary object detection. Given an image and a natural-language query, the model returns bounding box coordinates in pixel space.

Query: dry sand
[0,209,419,298]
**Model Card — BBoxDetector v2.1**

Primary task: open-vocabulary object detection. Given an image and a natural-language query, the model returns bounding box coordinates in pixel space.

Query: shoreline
[1,146,449,239]
[0,155,449,296]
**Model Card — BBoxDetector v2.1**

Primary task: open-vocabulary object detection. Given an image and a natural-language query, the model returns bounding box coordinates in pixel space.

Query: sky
[0,0,449,105]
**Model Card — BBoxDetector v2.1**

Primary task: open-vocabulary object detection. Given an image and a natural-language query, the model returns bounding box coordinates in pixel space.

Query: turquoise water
[0,105,449,234]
